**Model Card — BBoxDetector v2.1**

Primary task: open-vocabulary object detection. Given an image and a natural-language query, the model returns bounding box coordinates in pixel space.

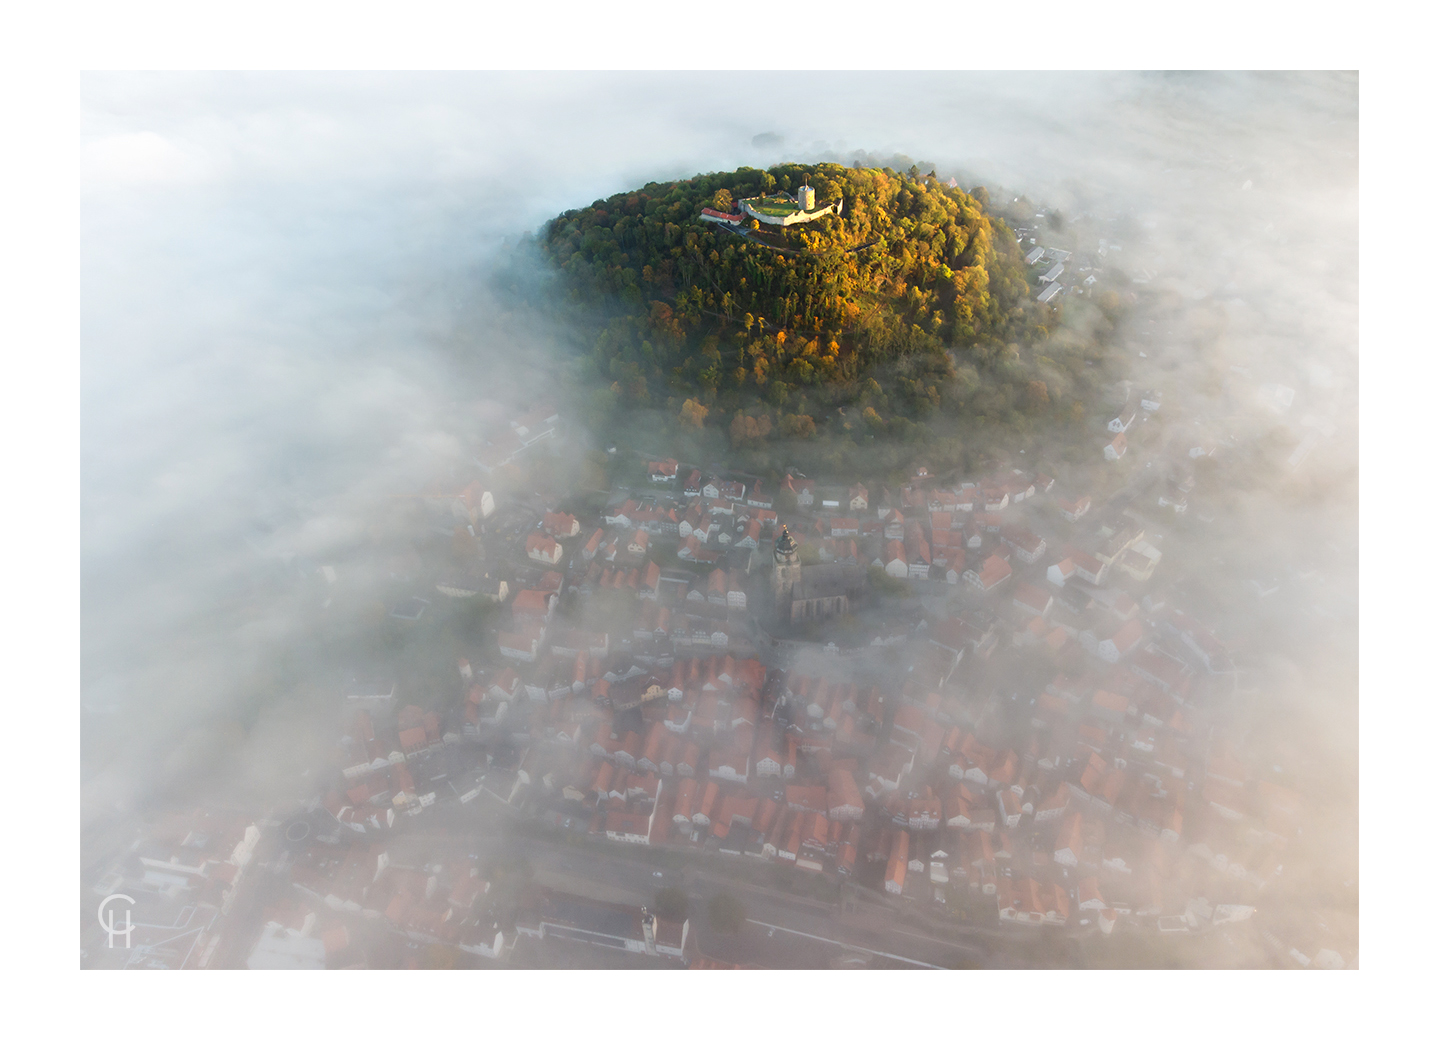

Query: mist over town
[80,72,1357,970]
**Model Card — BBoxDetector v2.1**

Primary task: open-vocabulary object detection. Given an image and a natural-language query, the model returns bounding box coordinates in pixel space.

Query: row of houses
[415,423,1284,944]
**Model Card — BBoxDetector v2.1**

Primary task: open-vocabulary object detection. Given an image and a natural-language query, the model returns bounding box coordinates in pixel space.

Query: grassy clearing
[745,195,800,217]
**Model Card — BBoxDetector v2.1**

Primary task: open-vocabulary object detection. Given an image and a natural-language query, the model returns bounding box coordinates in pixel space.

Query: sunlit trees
[539,160,1121,458]
[779,413,816,439]
[543,163,1024,382]
[679,398,708,428]
[729,410,772,447]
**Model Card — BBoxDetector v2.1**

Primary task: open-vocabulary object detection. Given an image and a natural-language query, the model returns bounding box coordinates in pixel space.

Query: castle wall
[740,200,840,227]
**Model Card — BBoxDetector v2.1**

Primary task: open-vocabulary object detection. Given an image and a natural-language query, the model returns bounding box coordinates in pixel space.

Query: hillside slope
[539,162,1122,477]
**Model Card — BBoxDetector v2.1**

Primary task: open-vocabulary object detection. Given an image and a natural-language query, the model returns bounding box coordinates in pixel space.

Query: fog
[81,72,1356,967]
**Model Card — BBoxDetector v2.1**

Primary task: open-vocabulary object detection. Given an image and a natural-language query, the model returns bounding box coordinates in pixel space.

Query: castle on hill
[699,181,842,229]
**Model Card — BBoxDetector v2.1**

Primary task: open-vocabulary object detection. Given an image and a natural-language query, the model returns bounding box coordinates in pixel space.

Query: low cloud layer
[81,73,1357,937]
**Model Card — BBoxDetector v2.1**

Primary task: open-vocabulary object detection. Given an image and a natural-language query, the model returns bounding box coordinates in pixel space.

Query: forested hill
[537,162,1120,474]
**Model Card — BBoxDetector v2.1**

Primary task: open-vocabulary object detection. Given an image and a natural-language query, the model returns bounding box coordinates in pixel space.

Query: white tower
[797,184,816,212]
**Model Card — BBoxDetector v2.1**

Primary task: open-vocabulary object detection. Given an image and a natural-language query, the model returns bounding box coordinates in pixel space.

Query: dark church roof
[775,525,798,556]
[793,564,867,601]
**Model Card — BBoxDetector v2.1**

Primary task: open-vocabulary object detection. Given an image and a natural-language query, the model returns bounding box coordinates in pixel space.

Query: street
[379,803,1017,969]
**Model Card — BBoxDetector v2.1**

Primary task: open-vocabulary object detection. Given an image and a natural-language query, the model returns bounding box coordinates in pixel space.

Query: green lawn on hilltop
[744,194,801,217]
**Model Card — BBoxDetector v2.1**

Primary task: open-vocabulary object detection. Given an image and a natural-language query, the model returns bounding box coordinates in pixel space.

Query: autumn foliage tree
[1025,379,1050,412]
[779,413,817,438]
[543,163,1028,395]
[538,160,1121,453]
[729,410,772,446]
[679,398,708,429]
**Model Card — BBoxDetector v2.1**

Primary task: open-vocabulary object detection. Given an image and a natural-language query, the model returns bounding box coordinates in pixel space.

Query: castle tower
[640,907,657,955]
[797,183,816,212]
[772,525,801,602]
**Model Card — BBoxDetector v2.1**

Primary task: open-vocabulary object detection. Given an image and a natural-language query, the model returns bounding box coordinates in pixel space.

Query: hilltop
[539,162,1124,480]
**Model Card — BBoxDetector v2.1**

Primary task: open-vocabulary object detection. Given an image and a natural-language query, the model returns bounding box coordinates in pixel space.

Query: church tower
[772,525,801,602]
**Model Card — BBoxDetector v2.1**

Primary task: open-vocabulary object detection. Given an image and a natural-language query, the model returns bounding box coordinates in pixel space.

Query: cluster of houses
[398,430,1281,935]
[73,343,1363,973]
[432,458,782,682]
[336,698,452,823]
[89,391,1336,969]
[281,842,512,967]
[435,576,1288,939]
[787,468,1053,587]
[1101,383,1164,464]
[1012,222,1118,307]
[435,552,1270,932]
[85,806,278,968]
[762,464,1163,629]
[402,432,1304,940]
[328,415,1298,955]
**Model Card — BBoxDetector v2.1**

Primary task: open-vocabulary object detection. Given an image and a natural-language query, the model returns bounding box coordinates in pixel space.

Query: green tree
[779,413,816,439]
[587,382,621,426]
[868,564,913,597]
[655,887,689,920]
[707,893,746,934]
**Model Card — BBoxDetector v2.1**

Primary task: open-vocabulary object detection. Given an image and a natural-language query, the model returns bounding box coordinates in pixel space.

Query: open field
[744,195,800,216]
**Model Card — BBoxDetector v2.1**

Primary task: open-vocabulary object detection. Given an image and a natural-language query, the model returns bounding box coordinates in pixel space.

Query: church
[771,525,866,625]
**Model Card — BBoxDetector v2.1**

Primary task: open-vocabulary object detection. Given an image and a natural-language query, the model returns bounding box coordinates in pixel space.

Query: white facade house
[1082,618,1144,663]
[1002,530,1047,565]
[526,535,563,565]
[1071,552,1106,585]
